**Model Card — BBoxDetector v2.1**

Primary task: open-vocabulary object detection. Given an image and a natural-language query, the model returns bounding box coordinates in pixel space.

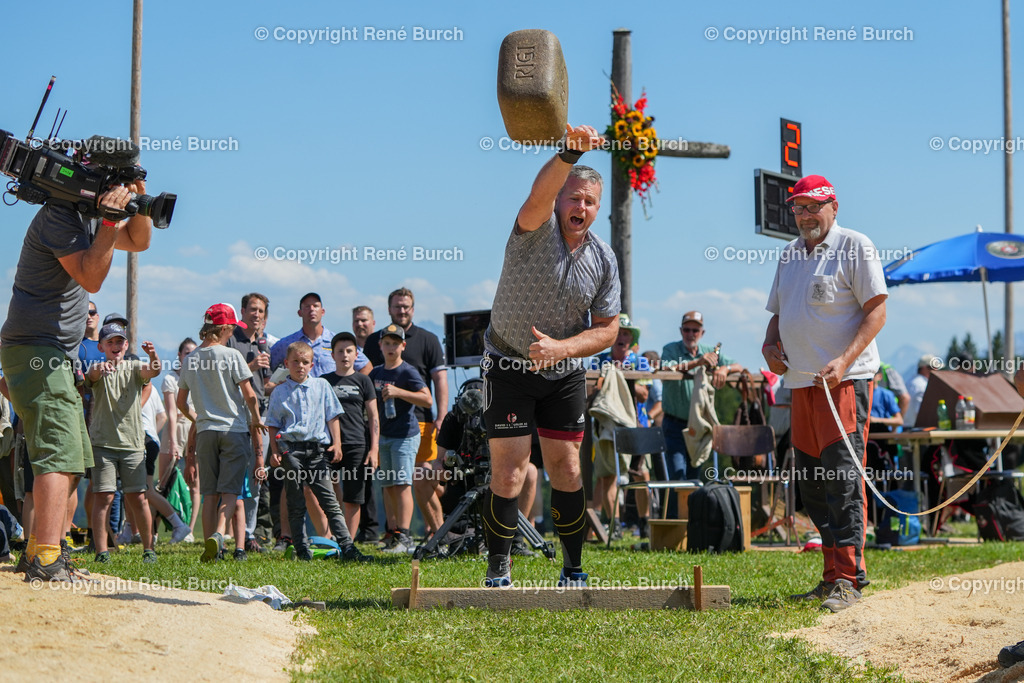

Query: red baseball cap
[205,303,247,329]
[786,175,837,203]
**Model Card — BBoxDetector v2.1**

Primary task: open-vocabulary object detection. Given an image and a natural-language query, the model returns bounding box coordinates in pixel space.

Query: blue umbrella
[885,228,1024,360]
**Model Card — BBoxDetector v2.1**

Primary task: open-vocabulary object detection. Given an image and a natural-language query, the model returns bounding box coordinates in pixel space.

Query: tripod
[412,482,556,560]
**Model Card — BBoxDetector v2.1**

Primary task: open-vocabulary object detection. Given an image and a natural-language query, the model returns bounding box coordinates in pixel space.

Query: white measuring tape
[792,366,1023,517]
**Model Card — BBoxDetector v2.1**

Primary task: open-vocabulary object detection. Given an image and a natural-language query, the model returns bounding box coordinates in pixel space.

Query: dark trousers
[794,380,871,589]
[267,465,285,539]
[358,477,379,538]
[281,443,352,552]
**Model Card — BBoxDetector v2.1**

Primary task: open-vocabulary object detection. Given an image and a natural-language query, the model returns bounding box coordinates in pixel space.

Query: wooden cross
[609,29,731,315]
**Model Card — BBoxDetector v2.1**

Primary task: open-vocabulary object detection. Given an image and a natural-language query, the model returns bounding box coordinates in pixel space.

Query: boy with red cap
[177,304,267,562]
[762,175,888,612]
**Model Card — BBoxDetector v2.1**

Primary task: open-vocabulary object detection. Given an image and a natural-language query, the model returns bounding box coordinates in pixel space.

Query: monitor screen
[444,310,491,367]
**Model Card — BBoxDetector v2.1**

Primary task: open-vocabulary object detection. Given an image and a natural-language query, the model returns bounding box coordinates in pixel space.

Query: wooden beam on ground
[392,585,730,611]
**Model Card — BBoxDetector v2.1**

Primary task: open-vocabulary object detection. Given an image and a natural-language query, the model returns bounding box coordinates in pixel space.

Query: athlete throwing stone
[481,124,620,587]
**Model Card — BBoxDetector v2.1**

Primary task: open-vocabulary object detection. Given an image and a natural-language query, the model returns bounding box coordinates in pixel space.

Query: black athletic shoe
[339,544,372,562]
[999,640,1024,668]
[233,548,248,561]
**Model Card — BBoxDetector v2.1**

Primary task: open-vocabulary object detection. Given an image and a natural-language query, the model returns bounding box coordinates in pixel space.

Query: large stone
[497,29,568,144]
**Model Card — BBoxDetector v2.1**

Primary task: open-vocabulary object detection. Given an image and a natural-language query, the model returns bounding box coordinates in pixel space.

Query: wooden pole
[127,0,142,352]
[1003,0,1014,366]
[693,565,704,611]
[611,29,632,316]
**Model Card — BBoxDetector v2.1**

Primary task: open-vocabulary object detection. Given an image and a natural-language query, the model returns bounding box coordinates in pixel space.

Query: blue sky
[0,1,1021,384]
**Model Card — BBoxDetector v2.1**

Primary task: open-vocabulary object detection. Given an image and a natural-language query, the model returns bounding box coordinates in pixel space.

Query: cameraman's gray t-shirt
[2,204,97,355]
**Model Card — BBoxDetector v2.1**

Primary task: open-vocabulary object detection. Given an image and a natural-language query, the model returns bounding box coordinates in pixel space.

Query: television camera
[1,77,176,228]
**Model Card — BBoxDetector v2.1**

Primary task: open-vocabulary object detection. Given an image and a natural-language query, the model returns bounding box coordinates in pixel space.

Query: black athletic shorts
[482,354,586,441]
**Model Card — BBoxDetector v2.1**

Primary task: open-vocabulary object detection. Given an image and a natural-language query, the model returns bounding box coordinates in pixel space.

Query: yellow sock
[26,534,37,561]
[36,544,61,567]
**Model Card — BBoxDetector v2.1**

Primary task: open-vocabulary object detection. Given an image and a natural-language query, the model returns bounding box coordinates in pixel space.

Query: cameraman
[3,181,152,582]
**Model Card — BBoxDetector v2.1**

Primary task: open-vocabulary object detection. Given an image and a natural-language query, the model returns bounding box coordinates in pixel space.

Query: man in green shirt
[660,311,741,481]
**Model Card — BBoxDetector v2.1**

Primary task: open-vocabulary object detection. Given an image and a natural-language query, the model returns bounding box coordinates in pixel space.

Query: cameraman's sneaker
[789,581,835,601]
[60,539,91,579]
[94,551,110,564]
[999,640,1024,668]
[339,544,372,563]
[557,568,589,588]
[820,579,861,612]
[201,533,224,563]
[23,555,79,584]
[484,554,513,588]
[142,549,158,564]
[233,549,247,561]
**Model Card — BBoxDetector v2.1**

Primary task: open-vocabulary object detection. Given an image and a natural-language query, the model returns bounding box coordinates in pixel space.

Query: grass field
[88,532,1023,682]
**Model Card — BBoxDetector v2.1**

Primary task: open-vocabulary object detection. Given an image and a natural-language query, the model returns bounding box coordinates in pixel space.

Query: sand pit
[789,562,1024,682]
[0,564,311,681]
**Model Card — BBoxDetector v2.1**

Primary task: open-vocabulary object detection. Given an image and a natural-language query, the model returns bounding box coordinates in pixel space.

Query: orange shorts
[791,380,874,458]
[415,421,437,465]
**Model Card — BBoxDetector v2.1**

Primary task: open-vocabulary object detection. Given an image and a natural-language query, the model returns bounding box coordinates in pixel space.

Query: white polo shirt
[766,223,888,389]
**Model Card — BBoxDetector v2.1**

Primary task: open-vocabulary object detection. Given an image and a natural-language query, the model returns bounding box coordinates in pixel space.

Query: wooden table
[868,429,1024,524]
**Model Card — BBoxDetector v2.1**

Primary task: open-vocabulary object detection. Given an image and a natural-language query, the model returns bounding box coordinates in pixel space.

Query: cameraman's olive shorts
[1,345,93,476]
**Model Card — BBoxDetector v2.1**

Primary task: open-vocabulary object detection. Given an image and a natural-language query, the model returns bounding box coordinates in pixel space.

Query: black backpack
[687,481,744,553]
[972,478,1024,542]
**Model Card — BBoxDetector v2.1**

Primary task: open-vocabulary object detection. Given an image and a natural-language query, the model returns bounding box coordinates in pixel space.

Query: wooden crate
[649,519,688,551]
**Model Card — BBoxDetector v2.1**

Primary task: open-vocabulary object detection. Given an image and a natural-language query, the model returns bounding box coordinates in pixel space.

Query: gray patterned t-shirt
[486,215,620,379]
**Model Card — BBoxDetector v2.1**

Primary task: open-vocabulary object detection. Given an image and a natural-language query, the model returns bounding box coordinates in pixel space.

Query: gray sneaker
[484,554,513,587]
[821,579,861,612]
[143,549,158,564]
[382,532,413,554]
[23,555,79,583]
[60,539,92,579]
[789,580,835,601]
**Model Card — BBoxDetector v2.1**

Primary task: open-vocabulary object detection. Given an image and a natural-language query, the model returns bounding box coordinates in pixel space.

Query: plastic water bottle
[965,396,976,430]
[954,395,966,430]
[384,398,396,420]
[936,399,952,431]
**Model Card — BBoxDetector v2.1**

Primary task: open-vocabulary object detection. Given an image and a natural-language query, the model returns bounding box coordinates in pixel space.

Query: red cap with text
[786,175,836,203]
[205,303,247,329]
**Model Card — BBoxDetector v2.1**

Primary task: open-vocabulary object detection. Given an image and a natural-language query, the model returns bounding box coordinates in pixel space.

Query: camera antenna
[49,109,67,142]
[27,76,57,141]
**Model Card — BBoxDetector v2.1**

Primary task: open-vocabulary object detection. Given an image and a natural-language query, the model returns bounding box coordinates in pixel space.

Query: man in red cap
[762,175,888,612]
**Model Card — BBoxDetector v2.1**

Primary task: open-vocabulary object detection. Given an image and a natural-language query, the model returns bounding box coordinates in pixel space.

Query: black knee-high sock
[482,490,518,557]
[551,487,587,571]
